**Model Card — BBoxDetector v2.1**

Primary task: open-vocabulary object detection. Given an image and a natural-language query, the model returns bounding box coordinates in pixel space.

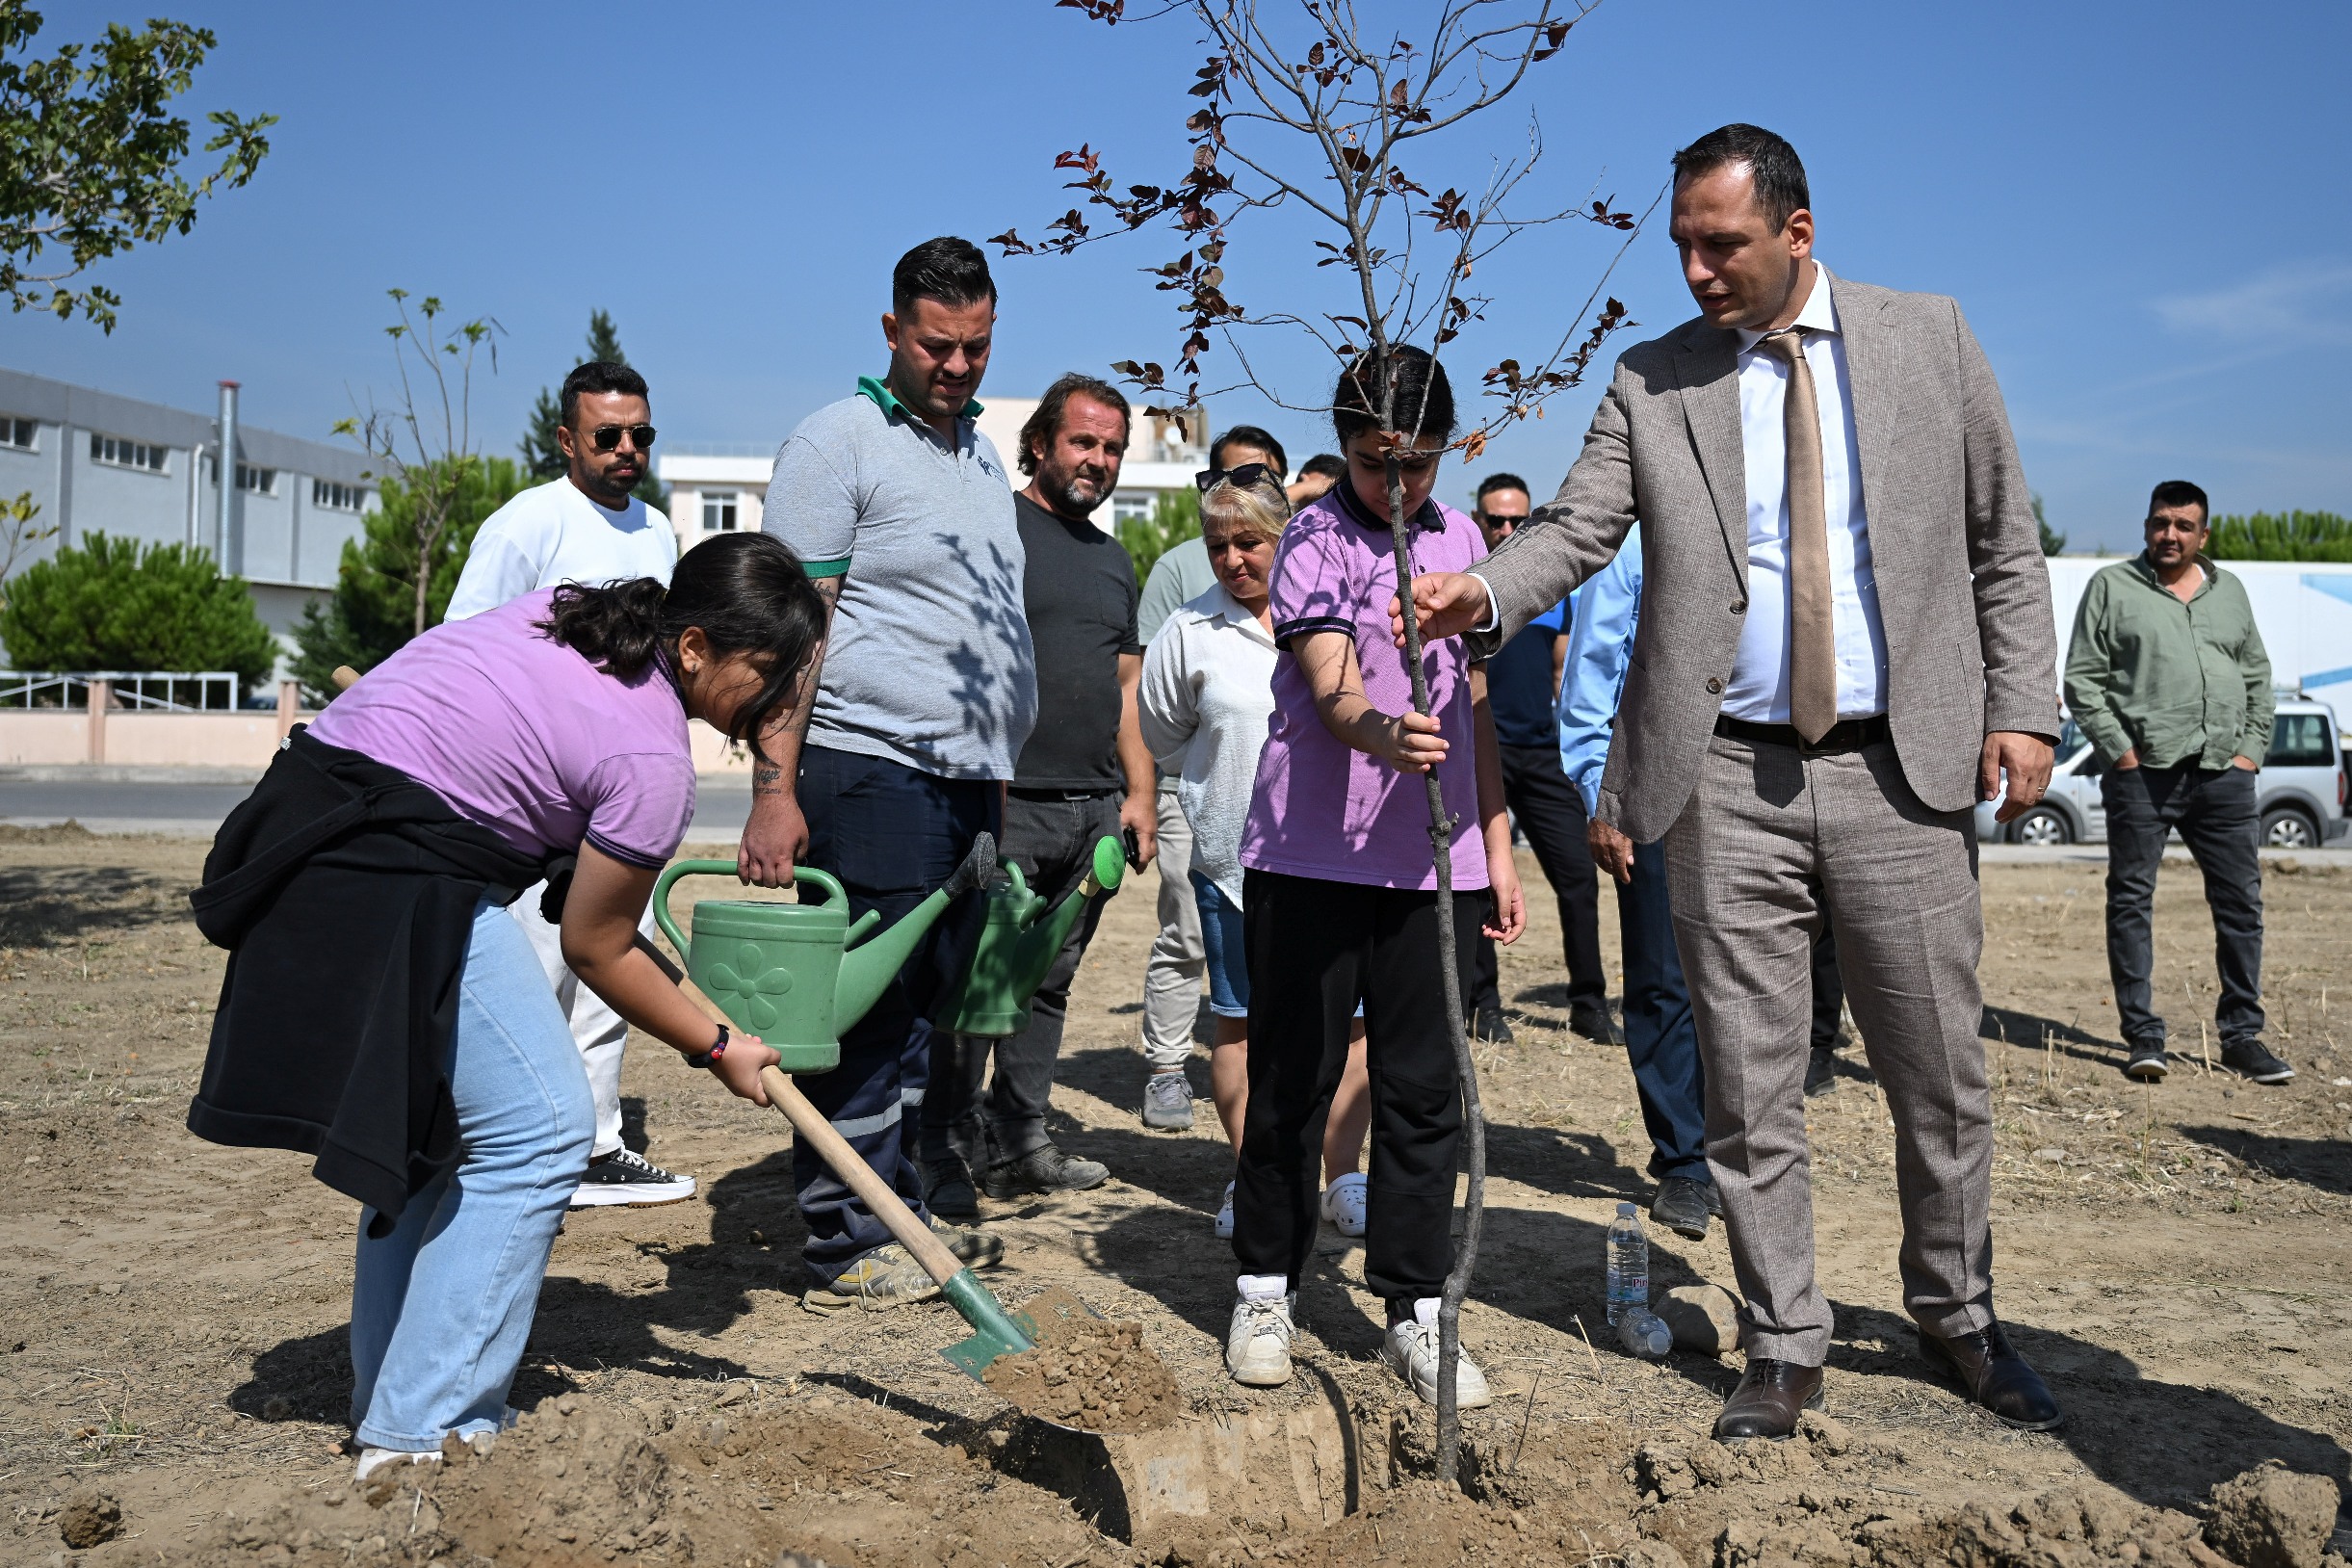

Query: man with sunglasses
[444,358,693,1210]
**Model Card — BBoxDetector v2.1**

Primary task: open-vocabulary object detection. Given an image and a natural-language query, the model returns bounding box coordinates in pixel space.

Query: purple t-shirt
[309,588,696,869]
[1240,484,1489,891]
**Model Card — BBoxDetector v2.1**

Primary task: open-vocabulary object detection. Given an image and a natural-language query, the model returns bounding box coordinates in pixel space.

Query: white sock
[1237,1273,1289,1302]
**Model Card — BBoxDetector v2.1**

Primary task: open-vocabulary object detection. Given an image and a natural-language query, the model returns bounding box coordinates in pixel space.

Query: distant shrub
[2208,510,2352,562]
[0,533,277,687]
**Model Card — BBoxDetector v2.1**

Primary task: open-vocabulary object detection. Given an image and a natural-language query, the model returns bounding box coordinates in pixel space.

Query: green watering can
[652,833,998,1072]
[939,835,1128,1037]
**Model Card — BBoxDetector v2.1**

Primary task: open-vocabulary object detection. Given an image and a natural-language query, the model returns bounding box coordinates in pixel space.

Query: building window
[236,463,276,495]
[312,479,367,510]
[91,431,169,473]
[0,417,36,452]
[1111,491,1156,525]
[702,490,739,532]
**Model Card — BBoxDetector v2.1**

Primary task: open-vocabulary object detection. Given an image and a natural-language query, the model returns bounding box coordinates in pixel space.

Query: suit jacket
[1471,270,2057,842]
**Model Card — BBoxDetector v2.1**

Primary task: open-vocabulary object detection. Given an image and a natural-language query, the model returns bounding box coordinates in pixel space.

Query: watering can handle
[649,858,849,954]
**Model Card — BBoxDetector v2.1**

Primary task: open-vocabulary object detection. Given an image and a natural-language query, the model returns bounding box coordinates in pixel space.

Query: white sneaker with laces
[1214,1179,1236,1240]
[1381,1299,1493,1409]
[1225,1290,1295,1387]
[1320,1173,1367,1237]
[570,1147,697,1209]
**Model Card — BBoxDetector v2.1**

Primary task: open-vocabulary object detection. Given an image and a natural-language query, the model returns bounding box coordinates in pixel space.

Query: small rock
[714,1381,753,1408]
[1621,1544,1689,1568]
[58,1489,122,1549]
[1797,1410,1850,1456]
[1657,1284,1743,1355]
[2033,1148,2067,1163]
[2206,1463,2340,1568]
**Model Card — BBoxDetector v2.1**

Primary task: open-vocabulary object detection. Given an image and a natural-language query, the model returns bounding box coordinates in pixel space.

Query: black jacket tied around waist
[186,726,555,1235]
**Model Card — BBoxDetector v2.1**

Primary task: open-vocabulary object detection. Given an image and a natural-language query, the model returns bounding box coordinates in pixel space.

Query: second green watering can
[939,835,1127,1038]
[653,833,997,1072]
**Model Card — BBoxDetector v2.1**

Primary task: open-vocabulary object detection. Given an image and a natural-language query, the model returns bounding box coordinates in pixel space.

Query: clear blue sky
[4,1,2346,553]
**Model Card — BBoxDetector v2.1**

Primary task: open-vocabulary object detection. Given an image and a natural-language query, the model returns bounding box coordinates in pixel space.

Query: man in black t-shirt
[919,373,1153,1216]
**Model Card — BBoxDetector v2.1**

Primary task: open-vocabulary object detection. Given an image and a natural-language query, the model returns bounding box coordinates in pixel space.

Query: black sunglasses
[589,424,657,453]
[1196,462,1278,493]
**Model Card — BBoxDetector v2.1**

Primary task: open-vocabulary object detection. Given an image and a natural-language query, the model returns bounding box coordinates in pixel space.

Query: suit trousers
[1471,744,1607,1016]
[925,789,1121,1167]
[1664,733,1994,1365]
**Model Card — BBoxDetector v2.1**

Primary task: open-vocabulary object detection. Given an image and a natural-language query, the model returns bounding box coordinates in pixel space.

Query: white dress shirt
[1723,264,1889,722]
[1136,583,1278,907]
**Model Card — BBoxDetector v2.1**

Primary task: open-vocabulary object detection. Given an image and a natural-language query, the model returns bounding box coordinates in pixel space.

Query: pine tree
[519,310,669,516]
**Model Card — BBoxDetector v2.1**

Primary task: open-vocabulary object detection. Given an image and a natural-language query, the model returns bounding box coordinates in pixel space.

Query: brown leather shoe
[1917,1321,2063,1430]
[1713,1357,1824,1440]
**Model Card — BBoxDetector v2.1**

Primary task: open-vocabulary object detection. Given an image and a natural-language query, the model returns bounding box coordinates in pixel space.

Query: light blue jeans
[349,899,594,1450]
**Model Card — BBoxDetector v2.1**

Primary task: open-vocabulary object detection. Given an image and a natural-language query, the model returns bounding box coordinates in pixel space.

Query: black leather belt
[1713,713,1890,754]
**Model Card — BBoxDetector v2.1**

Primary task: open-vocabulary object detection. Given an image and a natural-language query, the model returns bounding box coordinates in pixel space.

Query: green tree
[2209,510,2352,563]
[1115,485,1198,586]
[0,4,274,331]
[287,456,527,703]
[519,308,669,515]
[2031,493,2065,556]
[0,532,275,685]
[0,487,57,610]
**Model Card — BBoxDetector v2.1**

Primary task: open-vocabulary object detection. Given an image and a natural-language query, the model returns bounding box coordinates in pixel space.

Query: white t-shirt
[1137,583,1277,908]
[443,477,676,620]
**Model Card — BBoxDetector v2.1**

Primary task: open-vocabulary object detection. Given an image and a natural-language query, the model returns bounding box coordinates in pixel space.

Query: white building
[655,396,1209,558]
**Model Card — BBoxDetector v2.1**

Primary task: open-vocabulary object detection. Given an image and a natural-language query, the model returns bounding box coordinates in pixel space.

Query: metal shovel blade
[939,1267,1038,1381]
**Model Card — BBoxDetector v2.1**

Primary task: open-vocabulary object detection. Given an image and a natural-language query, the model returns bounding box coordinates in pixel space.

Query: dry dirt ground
[2,823,2349,1565]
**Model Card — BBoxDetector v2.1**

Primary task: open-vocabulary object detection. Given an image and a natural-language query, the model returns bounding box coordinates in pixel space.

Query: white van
[1975,698,2348,849]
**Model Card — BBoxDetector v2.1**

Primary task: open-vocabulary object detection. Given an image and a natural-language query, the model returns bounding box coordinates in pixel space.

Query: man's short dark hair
[2147,480,2209,523]
[892,236,997,317]
[1017,373,1132,476]
[1298,453,1345,483]
[1212,425,1288,477]
[1475,472,1531,510]
[1671,123,1810,234]
[560,360,649,426]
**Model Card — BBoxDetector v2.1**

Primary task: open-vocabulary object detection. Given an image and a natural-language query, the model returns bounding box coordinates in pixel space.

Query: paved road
[0,780,756,839]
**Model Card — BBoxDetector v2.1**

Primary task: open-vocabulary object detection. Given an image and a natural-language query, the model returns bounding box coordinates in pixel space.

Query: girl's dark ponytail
[538,577,669,678]
[535,532,826,761]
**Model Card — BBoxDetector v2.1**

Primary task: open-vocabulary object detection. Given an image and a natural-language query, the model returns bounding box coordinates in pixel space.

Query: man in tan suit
[1403,124,2063,1437]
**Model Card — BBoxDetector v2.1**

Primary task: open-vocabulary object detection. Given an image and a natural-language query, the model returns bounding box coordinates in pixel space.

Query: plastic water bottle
[1606,1201,1649,1326]
[1617,1306,1672,1359]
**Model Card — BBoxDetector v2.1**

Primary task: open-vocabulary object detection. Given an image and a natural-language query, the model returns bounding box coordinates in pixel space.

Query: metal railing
[0,671,243,711]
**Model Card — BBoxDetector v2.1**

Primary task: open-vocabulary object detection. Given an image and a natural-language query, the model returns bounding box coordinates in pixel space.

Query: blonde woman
[1139,466,1373,1241]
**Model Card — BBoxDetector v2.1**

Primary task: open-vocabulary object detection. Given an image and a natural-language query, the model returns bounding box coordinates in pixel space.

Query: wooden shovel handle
[759,1065,962,1285]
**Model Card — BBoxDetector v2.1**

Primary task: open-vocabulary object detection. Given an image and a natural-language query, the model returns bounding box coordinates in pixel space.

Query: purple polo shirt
[1239,483,1489,892]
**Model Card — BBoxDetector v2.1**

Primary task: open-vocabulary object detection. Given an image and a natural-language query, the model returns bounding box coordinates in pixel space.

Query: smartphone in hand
[1122,825,1146,872]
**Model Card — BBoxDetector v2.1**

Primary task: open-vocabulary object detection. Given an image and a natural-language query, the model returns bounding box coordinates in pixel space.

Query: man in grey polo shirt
[745,236,1035,1312]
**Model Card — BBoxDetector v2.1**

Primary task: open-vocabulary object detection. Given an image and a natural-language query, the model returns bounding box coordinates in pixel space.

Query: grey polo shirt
[763,378,1037,780]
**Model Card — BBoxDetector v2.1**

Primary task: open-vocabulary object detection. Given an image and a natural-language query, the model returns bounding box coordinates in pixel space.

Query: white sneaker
[1320,1173,1367,1237]
[353,1447,442,1484]
[1214,1180,1236,1240]
[1381,1301,1492,1410]
[1225,1291,1295,1387]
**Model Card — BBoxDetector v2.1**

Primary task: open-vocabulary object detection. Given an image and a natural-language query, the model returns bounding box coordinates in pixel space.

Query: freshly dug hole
[981,1284,1184,1433]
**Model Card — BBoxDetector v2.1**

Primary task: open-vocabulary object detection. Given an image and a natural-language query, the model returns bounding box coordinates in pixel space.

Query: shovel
[757,1064,1035,1378]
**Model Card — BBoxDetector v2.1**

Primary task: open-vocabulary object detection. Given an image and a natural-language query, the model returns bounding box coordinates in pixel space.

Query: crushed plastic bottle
[1606,1201,1649,1326]
[1617,1305,1672,1359]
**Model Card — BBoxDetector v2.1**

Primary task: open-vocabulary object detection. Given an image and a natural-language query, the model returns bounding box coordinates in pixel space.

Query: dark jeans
[924,788,1121,1167]
[1615,840,1710,1182]
[1811,924,1848,1052]
[1237,869,1480,1302]
[2102,763,2265,1048]
[793,745,996,1284]
[1471,744,1606,1015]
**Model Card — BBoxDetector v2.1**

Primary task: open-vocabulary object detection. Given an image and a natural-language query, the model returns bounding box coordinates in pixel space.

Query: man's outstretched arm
[738,575,840,887]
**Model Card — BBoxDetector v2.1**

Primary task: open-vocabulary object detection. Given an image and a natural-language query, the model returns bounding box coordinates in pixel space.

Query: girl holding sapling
[1220,346,1525,1408]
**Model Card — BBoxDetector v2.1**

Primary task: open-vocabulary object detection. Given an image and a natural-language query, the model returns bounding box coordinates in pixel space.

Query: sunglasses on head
[1196,462,1277,494]
[589,424,657,453]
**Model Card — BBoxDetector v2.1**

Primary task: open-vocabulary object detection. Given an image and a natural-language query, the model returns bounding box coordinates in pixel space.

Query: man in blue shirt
[1467,475,1611,1046]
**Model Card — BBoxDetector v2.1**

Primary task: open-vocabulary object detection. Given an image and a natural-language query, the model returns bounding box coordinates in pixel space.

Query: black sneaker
[2124,1041,2169,1082]
[1568,1001,1617,1045]
[569,1148,696,1209]
[1651,1175,1716,1240]
[924,1156,980,1223]
[2219,1039,2293,1085]
[1803,1047,1839,1097]
[980,1143,1110,1199]
[1472,1006,1515,1044]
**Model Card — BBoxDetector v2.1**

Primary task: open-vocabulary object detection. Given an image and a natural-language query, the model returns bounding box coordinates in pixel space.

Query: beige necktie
[1763,328,1836,744]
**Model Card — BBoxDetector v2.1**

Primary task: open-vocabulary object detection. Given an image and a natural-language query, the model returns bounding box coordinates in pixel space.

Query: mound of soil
[982,1285,1185,1433]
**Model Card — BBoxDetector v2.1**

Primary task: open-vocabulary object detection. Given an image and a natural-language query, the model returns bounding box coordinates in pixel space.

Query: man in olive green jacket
[2062,480,2286,1086]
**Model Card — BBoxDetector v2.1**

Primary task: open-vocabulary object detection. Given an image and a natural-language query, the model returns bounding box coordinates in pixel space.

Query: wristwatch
[684,1025,730,1071]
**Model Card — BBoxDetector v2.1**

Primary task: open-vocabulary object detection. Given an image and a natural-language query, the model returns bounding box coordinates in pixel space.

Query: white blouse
[1137,584,1277,908]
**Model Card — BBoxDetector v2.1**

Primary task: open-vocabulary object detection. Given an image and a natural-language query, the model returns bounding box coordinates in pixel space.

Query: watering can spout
[831,831,1001,1033]
[940,836,1127,1038]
